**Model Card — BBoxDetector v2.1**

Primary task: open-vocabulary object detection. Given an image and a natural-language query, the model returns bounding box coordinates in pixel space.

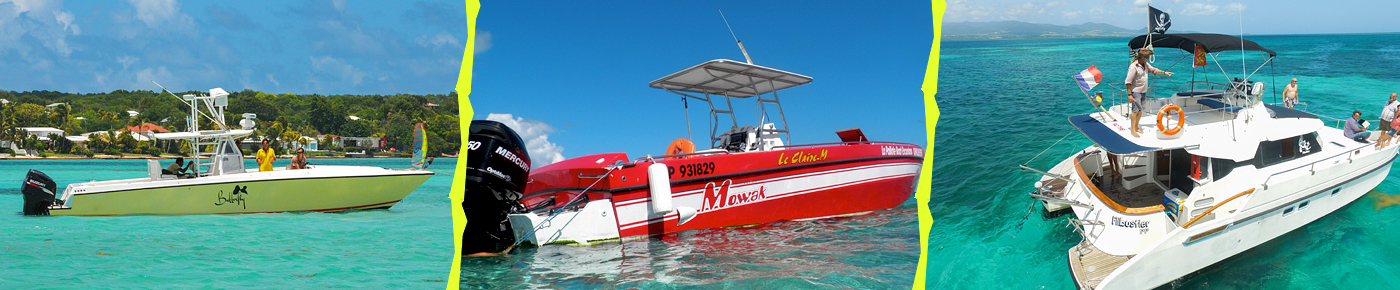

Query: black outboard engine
[22,169,59,216]
[462,120,532,254]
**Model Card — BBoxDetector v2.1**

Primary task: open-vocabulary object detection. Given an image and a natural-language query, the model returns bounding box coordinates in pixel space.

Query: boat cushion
[1196,99,1241,113]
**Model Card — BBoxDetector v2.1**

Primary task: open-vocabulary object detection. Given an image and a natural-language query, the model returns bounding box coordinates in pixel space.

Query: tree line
[0,89,461,158]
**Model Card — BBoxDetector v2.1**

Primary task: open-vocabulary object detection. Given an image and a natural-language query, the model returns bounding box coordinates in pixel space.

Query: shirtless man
[1282,78,1299,109]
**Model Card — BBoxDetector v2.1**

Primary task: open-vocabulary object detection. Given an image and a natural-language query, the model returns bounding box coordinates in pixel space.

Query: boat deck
[1068,240,1132,290]
[1095,165,1165,208]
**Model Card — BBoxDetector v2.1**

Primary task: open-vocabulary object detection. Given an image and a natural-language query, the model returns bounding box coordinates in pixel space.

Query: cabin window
[1299,200,1310,210]
[1331,188,1341,197]
[1283,206,1295,217]
[1211,158,1236,181]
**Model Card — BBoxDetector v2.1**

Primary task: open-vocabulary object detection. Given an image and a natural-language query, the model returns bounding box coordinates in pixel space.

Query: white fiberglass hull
[50,165,433,216]
[1072,145,1397,289]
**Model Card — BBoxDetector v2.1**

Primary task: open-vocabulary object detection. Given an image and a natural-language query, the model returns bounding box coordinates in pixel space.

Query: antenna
[719,9,753,64]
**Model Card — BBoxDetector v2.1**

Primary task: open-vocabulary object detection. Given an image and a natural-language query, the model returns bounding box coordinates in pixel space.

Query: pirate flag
[1149,6,1171,34]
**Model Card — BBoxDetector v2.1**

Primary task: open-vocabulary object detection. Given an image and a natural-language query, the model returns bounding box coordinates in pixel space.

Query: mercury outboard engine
[22,169,60,216]
[462,120,532,254]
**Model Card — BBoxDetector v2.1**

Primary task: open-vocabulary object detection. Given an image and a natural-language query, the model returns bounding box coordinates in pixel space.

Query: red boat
[502,60,924,246]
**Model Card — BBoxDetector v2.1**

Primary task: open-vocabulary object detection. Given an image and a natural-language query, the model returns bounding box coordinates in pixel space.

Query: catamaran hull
[1078,152,1395,289]
[50,169,433,216]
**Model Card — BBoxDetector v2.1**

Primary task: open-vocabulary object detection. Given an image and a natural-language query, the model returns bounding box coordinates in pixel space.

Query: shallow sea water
[927,34,1400,289]
[458,201,919,289]
[0,158,455,288]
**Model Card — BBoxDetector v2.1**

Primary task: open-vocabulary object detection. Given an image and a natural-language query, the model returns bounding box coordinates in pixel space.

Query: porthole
[1299,200,1309,210]
[1331,188,1341,197]
[1283,206,1295,217]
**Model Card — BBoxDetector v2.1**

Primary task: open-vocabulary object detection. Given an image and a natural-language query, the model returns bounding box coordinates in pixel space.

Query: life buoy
[665,139,696,159]
[1157,104,1185,135]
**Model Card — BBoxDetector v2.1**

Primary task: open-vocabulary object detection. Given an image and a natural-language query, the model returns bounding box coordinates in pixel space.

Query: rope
[1026,131,1075,165]
[498,165,620,255]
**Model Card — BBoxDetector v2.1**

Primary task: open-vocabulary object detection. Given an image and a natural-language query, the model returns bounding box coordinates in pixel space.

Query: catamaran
[459,59,923,253]
[1020,33,1397,289]
[20,87,433,216]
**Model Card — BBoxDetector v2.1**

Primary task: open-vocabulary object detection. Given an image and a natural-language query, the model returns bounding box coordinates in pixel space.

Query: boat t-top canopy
[1129,33,1276,57]
[648,59,812,97]
[649,59,812,150]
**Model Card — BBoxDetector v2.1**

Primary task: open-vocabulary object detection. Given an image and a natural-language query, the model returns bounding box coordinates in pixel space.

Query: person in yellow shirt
[256,139,276,171]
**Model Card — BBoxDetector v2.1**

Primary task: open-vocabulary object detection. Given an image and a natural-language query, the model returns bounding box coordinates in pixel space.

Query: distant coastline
[942,20,1142,41]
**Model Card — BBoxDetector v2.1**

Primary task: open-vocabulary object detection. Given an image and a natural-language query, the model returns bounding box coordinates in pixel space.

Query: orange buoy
[665,139,696,159]
[1157,104,1185,135]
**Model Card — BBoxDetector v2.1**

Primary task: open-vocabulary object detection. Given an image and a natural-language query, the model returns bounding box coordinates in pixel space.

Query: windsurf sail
[412,123,426,169]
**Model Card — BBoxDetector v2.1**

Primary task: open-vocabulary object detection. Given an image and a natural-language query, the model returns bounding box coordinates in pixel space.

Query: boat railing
[632,141,921,163]
[772,141,919,150]
[1259,135,1375,190]
[1182,188,1255,229]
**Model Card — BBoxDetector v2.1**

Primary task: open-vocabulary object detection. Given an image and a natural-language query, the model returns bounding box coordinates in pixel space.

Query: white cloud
[1224,3,1246,13]
[485,113,565,168]
[122,0,195,38]
[0,0,79,57]
[944,0,996,22]
[266,74,279,87]
[309,55,367,86]
[1181,3,1218,16]
[417,30,459,48]
[474,31,492,54]
[1133,0,1151,8]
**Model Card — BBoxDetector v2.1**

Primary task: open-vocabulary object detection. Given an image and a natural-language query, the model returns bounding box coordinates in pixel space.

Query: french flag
[1073,65,1103,93]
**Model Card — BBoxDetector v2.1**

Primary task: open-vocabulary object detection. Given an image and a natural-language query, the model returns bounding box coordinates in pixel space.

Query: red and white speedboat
[502,60,924,246]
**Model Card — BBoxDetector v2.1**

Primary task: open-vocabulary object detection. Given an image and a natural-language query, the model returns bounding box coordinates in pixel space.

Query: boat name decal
[1110,216,1149,229]
[216,185,249,209]
[494,146,529,170]
[1298,138,1311,154]
[700,179,767,212]
[881,146,923,157]
[485,166,510,181]
[778,150,828,166]
[669,162,715,178]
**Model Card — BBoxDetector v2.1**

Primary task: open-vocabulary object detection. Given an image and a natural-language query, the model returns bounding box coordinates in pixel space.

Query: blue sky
[0,0,469,95]
[947,0,1400,35]
[470,1,933,166]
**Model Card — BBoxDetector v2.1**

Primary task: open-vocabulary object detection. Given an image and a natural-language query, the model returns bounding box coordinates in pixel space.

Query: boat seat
[147,160,178,181]
[1196,99,1241,113]
[1177,91,1222,99]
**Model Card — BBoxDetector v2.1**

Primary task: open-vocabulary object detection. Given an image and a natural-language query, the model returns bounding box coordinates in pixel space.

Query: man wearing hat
[1124,45,1174,138]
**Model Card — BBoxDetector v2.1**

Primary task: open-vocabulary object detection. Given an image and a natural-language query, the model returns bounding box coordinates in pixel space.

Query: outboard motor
[22,169,59,216]
[462,120,532,254]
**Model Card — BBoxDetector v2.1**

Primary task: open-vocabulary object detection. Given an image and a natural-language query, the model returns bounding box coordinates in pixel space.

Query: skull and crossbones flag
[1149,6,1171,34]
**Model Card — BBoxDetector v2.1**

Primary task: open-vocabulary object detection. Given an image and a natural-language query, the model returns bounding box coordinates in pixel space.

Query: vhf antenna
[719,9,753,64]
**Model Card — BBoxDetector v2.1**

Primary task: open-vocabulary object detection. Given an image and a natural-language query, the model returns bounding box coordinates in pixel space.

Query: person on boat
[1124,46,1174,138]
[256,139,276,171]
[163,157,193,178]
[1346,110,1371,143]
[288,147,308,170]
[1382,94,1398,132]
[1282,78,1300,109]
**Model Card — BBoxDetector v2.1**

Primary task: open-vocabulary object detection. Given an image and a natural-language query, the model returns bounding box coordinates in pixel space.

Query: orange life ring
[665,139,696,159]
[1157,104,1185,135]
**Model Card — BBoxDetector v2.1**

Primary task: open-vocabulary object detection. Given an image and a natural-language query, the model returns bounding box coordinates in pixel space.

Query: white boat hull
[50,166,433,216]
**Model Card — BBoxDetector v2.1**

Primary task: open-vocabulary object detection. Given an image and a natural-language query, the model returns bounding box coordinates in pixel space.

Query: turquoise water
[459,202,920,289]
[928,34,1400,288]
[0,158,455,288]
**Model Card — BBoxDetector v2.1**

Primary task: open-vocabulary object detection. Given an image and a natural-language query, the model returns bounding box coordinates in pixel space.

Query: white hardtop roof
[152,129,254,140]
[647,59,813,97]
[1076,104,1323,161]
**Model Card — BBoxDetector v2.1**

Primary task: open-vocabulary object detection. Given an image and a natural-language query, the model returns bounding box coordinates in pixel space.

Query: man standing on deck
[256,139,276,172]
[1125,46,1174,138]
[1381,93,1398,133]
[1282,78,1300,109]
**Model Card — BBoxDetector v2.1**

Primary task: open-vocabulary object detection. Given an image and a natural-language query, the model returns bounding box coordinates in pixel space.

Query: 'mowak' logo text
[701,179,768,212]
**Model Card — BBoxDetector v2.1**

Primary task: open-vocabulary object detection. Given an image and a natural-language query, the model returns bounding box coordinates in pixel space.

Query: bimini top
[1129,33,1277,57]
[648,59,813,97]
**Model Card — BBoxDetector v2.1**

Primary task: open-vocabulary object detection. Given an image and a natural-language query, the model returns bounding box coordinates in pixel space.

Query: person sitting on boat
[1124,46,1174,138]
[163,157,193,178]
[1345,110,1371,143]
[256,139,276,172]
[288,147,308,170]
[1282,78,1300,109]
